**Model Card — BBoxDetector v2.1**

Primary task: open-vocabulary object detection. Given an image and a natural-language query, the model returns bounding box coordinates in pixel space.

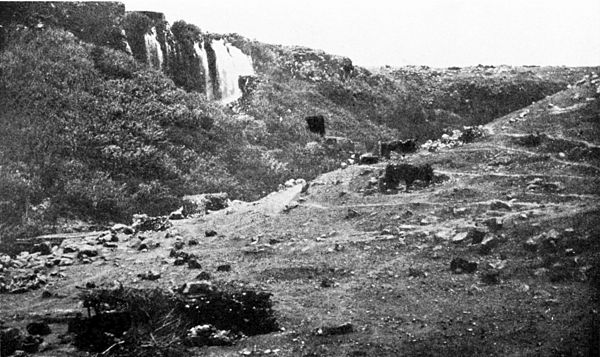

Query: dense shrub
[0,28,232,243]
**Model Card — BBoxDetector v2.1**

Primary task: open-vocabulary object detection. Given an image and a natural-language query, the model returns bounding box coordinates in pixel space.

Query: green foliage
[90,45,139,79]
[168,21,207,92]
[0,28,234,243]
[122,12,153,63]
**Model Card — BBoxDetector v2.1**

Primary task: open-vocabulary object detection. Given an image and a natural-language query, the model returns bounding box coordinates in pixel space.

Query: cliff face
[0,2,265,103]
[120,11,261,103]
[0,2,360,105]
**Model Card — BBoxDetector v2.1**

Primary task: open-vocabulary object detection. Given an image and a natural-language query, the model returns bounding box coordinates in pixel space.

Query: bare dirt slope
[1,75,599,356]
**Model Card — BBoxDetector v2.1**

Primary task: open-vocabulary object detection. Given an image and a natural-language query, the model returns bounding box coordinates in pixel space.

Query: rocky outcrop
[1,3,256,104]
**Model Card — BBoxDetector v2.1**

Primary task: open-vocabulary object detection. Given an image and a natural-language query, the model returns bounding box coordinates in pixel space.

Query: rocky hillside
[0,71,598,356]
[0,2,597,256]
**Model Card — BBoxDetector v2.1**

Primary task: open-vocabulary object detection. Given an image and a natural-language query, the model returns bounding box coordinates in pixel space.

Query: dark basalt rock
[450,258,477,274]
[26,321,51,336]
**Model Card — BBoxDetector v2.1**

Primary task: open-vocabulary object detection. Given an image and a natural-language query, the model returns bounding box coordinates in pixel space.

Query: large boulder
[323,136,354,151]
[378,139,417,159]
[379,163,434,191]
[31,242,52,256]
[131,214,172,232]
[26,321,51,336]
[183,193,229,215]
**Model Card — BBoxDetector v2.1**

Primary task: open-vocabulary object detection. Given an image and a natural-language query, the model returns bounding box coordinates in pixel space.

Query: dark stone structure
[379,139,418,159]
[305,115,326,136]
[379,163,434,191]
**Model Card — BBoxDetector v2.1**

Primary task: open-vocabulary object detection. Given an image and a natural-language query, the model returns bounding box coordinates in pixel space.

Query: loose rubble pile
[278,178,307,191]
[421,126,485,151]
[0,223,140,294]
[182,192,230,216]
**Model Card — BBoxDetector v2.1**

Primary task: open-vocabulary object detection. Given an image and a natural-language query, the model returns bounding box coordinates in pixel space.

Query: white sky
[123,0,600,68]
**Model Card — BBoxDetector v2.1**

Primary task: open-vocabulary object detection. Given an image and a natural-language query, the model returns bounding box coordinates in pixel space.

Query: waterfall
[195,41,214,100]
[209,39,254,104]
[144,27,163,70]
[122,29,132,54]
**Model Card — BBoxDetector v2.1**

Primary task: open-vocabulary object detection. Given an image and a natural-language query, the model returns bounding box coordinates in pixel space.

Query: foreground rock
[450,258,478,274]
[314,322,354,336]
[132,214,172,232]
[183,193,230,215]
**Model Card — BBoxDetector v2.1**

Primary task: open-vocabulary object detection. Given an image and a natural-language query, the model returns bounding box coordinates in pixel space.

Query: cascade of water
[121,29,132,54]
[144,27,163,70]
[209,39,254,104]
[195,41,213,100]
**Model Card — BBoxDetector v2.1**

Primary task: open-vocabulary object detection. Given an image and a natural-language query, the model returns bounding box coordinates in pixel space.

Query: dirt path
[450,144,600,172]
[435,169,594,180]
[496,132,600,149]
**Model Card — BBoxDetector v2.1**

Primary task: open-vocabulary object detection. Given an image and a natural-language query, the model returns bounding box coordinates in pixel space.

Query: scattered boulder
[137,239,160,251]
[320,278,334,288]
[183,193,229,215]
[481,269,501,285]
[379,139,417,159]
[527,178,564,192]
[205,230,218,237]
[301,181,310,193]
[31,242,52,256]
[421,126,484,151]
[451,232,469,243]
[467,228,487,244]
[479,234,501,254]
[62,245,78,254]
[168,207,185,220]
[138,271,161,281]
[196,271,211,280]
[188,238,199,246]
[132,214,172,232]
[26,322,51,336]
[184,324,236,347]
[345,209,360,219]
[359,153,379,165]
[490,200,512,211]
[314,322,354,336]
[484,217,503,232]
[187,258,202,269]
[282,201,299,213]
[408,267,427,278]
[180,281,215,295]
[111,223,134,235]
[217,264,231,272]
[450,258,478,274]
[77,246,99,259]
[459,126,485,143]
[324,136,355,151]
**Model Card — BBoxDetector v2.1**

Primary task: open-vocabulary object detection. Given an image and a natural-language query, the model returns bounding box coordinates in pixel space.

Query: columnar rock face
[123,12,255,103]
[1,2,258,104]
